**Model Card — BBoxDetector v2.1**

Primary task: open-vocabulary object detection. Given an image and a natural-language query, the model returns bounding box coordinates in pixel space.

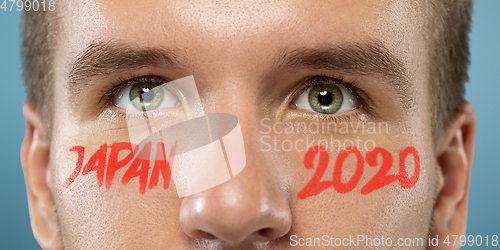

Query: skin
[21,0,476,249]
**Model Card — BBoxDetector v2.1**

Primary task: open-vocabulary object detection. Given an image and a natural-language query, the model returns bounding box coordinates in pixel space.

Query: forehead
[59,0,428,70]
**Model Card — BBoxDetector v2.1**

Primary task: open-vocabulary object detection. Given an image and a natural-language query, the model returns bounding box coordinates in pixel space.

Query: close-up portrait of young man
[4,0,496,249]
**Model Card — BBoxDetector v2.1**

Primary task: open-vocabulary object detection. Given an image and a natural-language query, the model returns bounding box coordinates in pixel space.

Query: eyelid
[100,75,170,110]
[302,76,358,102]
[292,75,375,118]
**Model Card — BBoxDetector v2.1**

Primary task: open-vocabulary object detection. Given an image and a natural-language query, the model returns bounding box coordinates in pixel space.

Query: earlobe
[21,101,62,250]
[430,101,476,250]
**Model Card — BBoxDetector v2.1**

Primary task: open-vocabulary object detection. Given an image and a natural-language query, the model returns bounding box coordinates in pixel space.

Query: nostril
[258,228,273,238]
[193,230,216,239]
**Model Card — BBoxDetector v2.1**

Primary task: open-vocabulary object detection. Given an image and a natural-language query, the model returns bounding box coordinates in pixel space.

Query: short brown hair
[21,1,473,141]
[21,9,59,138]
[425,0,473,140]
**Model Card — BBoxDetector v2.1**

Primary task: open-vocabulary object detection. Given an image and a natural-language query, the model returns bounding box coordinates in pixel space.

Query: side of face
[20,0,476,249]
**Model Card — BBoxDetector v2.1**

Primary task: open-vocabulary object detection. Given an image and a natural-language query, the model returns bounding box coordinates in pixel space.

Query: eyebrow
[69,39,412,107]
[68,40,179,94]
[275,40,412,106]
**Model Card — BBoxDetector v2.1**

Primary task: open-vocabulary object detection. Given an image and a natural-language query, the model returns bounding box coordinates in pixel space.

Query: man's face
[50,0,437,248]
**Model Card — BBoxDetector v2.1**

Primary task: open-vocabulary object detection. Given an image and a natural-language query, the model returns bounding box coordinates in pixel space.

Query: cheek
[257,122,437,238]
[50,137,184,248]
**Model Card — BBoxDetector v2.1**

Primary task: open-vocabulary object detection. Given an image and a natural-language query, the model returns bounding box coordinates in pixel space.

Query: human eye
[292,76,361,115]
[112,76,181,112]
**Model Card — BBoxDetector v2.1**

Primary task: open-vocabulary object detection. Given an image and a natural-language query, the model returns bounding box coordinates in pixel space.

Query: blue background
[1,1,498,249]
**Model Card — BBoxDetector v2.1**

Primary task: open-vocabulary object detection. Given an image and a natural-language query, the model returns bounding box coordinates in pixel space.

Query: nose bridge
[198,75,263,148]
[198,75,260,114]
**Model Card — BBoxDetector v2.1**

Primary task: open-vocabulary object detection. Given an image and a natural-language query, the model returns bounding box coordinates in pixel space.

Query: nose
[179,164,292,245]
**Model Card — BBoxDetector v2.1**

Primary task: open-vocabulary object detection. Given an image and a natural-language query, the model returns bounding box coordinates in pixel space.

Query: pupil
[140,87,155,102]
[318,90,333,105]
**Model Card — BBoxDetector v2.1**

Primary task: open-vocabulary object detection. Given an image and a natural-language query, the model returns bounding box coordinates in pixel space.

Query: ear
[21,101,62,250]
[430,101,476,250]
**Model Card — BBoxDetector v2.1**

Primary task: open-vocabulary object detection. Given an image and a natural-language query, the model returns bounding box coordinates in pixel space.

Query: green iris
[308,84,343,114]
[130,82,164,111]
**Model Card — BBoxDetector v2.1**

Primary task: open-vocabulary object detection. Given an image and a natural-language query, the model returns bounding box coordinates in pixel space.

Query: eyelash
[102,74,374,122]
[100,75,168,109]
[292,75,374,121]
